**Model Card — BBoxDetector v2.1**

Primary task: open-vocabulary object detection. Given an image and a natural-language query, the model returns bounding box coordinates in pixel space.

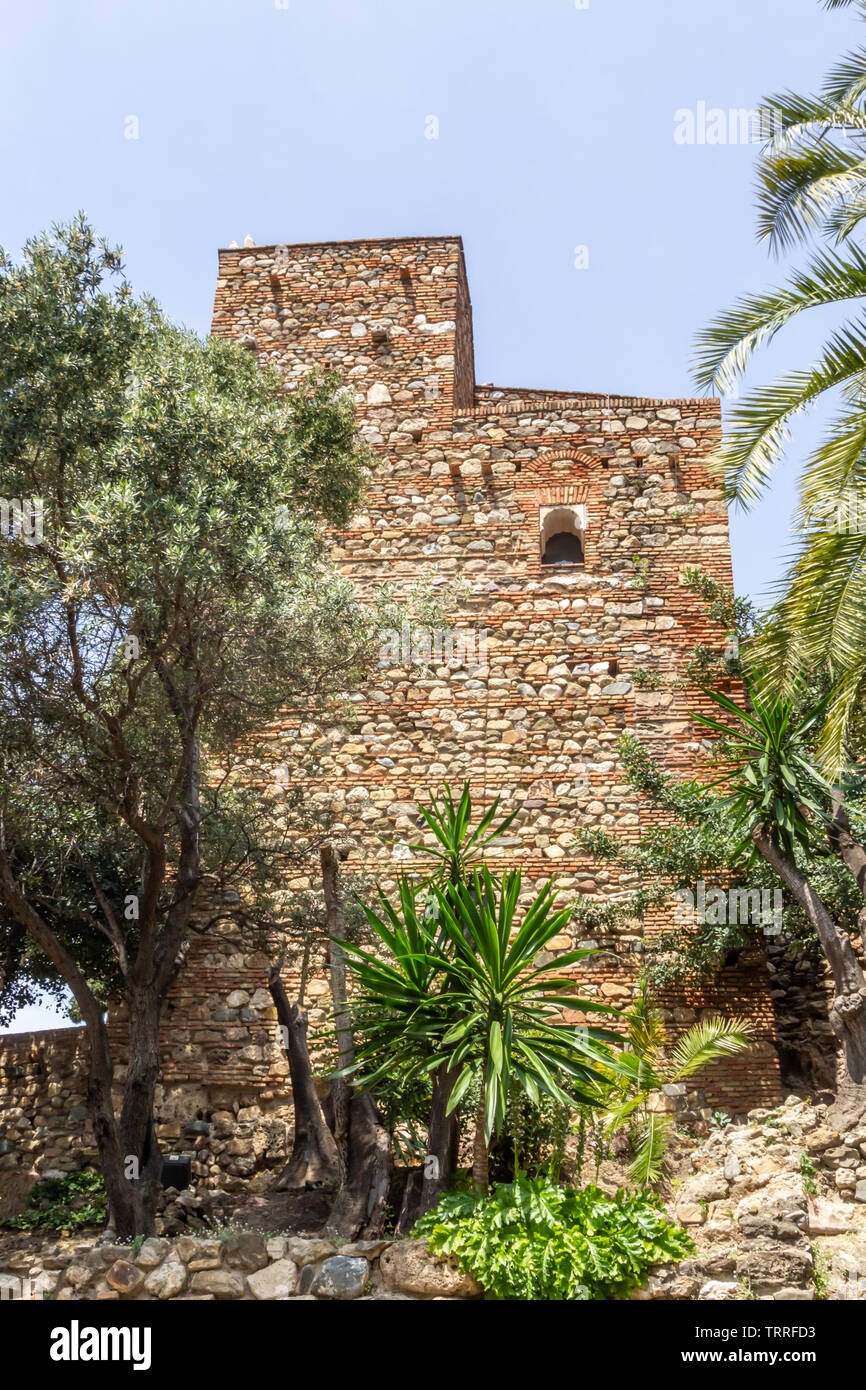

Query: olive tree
[0,218,377,1235]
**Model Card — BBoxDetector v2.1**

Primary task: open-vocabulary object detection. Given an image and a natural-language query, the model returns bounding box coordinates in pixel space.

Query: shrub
[488,1090,571,1183]
[3,1169,107,1231]
[414,1174,693,1300]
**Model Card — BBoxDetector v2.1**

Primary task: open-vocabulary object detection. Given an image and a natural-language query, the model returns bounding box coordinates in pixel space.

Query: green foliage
[574,723,865,987]
[572,735,751,978]
[578,980,753,1186]
[0,216,377,1023]
[813,1248,832,1301]
[632,668,663,691]
[489,1085,572,1183]
[628,555,652,591]
[691,11,866,769]
[800,1150,819,1196]
[413,1175,694,1300]
[679,567,757,643]
[693,681,838,859]
[370,1061,433,1166]
[345,866,620,1147]
[4,1169,106,1231]
[348,783,525,1162]
[403,781,519,887]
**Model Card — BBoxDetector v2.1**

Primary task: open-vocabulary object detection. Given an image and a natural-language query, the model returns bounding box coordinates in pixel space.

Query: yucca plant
[405,780,519,886]
[584,980,753,1187]
[340,875,453,1078]
[433,869,622,1191]
[692,681,838,859]
[371,782,520,1220]
[344,866,621,1192]
[693,0,866,771]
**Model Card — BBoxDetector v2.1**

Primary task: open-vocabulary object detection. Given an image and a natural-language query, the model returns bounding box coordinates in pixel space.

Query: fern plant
[414,1174,693,1300]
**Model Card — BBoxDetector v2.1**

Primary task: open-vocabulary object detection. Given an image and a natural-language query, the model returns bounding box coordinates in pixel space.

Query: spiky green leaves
[343,866,621,1145]
[405,781,519,886]
[693,681,839,857]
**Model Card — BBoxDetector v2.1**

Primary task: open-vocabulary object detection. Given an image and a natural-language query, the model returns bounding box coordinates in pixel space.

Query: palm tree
[344,867,621,1192]
[583,979,753,1186]
[693,0,866,770]
[693,680,866,1086]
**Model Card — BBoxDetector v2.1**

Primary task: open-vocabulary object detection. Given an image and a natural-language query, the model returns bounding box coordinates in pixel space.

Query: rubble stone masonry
[0,237,783,1194]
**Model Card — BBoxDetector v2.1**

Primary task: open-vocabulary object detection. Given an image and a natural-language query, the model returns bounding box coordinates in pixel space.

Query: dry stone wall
[6,1096,866,1302]
[0,1231,481,1301]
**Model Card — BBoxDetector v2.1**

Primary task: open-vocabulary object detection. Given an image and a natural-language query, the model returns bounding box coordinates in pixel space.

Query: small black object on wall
[161,1153,192,1190]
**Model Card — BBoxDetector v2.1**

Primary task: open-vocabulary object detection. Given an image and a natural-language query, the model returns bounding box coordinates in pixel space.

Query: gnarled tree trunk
[0,842,166,1237]
[320,843,392,1238]
[397,1061,460,1232]
[325,1091,392,1239]
[267,966,339,1190]
[755,827,866,1086]
[86,1013,155,1239]
[421,1062,460,1211]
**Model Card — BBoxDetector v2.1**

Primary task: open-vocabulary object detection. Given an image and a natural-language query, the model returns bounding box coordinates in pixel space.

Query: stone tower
[0,238,783,1193]
[207,235,781,1104]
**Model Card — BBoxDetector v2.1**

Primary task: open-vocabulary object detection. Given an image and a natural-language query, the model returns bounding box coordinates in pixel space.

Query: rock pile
[634,1094,866,1299]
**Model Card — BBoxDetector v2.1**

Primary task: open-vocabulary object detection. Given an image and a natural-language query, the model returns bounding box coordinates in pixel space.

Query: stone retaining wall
[0,1026,303,1210]
[633,1095,866,1300]
[5,1096,866,1302]
[0,1232,481,1302]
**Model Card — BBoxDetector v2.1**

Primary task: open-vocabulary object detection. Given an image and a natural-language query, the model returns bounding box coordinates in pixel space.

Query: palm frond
[714,317,866,505]
[668,1018,754,1081]
[693,245,866,393]
[628,1113,672,1187]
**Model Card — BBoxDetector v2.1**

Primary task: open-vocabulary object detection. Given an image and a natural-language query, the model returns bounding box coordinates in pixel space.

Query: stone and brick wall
[206,233,783,1106]
[0,235,785,1193]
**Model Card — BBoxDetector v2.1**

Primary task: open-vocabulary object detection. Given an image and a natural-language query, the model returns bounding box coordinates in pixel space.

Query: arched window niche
[539,503,586,567]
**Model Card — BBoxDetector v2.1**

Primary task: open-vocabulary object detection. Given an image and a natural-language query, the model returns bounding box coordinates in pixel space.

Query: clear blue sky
[0,0,857,1029]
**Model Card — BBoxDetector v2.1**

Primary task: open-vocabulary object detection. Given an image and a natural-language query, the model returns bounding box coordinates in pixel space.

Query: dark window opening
[541,531,584,566]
